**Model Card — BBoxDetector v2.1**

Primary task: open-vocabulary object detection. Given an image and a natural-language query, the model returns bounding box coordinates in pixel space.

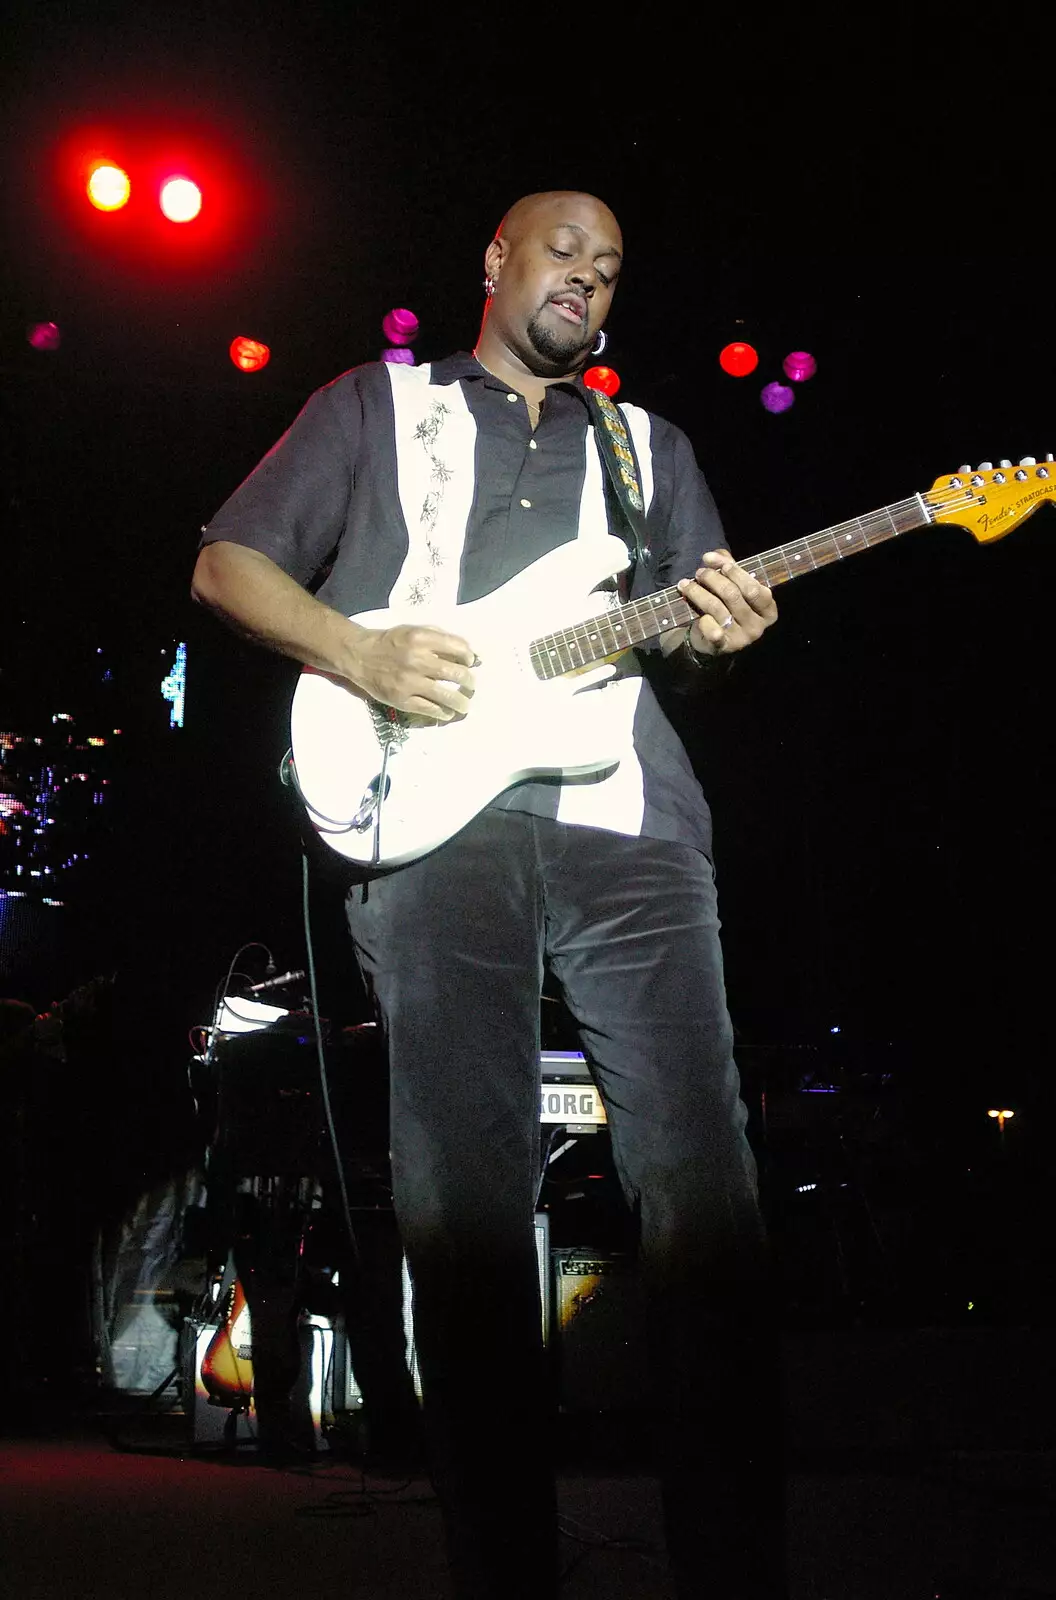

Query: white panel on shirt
[383,369,662,840]
[555,404,656,838]
[385,363,478,610]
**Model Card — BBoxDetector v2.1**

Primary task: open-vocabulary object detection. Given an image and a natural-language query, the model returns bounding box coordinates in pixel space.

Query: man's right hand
[191,543,477,721]
[344,624,476,720]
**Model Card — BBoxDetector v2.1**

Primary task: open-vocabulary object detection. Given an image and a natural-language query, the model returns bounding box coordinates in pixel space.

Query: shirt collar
[428,350,593,409]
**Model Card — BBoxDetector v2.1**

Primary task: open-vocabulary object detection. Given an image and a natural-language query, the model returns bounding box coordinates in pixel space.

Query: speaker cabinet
[551,1249,646,1410]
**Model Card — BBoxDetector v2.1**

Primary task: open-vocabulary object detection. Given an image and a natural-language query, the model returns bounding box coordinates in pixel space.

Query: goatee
[525,309,592,369]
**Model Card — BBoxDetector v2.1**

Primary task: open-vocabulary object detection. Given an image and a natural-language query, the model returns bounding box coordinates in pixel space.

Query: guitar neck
[529,493,931,679]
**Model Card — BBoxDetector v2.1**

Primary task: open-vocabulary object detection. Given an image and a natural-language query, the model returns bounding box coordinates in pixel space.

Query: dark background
[2,9,1052,1324]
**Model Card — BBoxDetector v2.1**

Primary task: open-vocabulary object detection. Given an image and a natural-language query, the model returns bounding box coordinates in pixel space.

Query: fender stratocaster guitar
[289,457,1054,870]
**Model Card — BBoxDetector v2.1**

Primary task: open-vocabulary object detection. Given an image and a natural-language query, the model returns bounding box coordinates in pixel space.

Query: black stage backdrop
[2,10,1052,1323]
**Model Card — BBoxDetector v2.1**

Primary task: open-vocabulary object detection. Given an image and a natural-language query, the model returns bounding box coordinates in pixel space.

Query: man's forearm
[191,540,368,681]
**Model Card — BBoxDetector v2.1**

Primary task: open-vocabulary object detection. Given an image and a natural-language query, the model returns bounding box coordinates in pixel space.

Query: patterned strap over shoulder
[584,385,650,570]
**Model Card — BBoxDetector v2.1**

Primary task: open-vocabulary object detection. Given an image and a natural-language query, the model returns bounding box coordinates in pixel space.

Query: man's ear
[484,237,507,279]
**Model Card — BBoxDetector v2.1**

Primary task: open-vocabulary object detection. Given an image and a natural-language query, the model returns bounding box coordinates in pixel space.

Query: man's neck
[471,333,575,406]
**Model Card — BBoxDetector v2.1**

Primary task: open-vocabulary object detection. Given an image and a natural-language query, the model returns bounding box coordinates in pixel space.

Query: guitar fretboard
[529,494,930,680]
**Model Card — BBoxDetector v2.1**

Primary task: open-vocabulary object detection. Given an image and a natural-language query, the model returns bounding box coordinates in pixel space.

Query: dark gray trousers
[346,807,786,1599]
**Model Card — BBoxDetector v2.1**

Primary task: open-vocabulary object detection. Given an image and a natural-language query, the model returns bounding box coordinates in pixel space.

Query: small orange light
[229,336,271,373]
[87,163,131,212]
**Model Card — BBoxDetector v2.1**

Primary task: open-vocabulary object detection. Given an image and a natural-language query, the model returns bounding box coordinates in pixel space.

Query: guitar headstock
[925,456,1055,543]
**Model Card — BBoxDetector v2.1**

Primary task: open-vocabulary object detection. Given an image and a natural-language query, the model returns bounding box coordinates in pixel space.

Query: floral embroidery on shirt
[406,401,453,605]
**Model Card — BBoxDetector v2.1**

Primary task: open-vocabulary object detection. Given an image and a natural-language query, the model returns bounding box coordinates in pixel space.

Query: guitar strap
[583,384,651,579]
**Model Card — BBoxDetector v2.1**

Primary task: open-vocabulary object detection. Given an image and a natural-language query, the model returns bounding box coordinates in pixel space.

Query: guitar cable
[299,840,362,1272]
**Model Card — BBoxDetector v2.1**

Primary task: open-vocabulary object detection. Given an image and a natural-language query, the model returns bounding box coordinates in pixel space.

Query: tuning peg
[1019,456,1036,466]
[1046,454,1054,463]
[998,459,1012,469]
[957,463,971,474]
[977,461,993,470]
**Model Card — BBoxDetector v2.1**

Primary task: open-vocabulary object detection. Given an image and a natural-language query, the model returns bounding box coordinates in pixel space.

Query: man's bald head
[493,191,622,251]
[478,191,623,379]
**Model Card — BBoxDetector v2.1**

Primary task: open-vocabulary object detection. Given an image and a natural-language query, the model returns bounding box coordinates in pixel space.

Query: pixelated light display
[161,642,187,729]
[761,381,795,414]
[782,350,817,382]
[229,336,270,373]
[719,342,759,377]
[27,322,61,352]
[583,365,620,397]
[159,177,203,222]
[87,163,131,211]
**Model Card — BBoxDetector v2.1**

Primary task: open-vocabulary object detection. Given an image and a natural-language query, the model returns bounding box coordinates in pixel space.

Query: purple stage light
[381,308,419,346]
[381,347,415,365]
[760,382,795,414]
[27,321,61,351]
[782,350,817,382]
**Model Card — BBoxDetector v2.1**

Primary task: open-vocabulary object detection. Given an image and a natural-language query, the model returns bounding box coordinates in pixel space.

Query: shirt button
[520,498,532,509]
[528,440,538,450]
[507,392,519,402]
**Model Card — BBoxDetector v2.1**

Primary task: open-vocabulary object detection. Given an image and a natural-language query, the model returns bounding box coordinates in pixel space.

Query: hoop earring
[591,329,608,357]
[483,277,496,298]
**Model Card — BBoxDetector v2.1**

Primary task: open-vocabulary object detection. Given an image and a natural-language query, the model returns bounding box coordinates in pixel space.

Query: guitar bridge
[369,701,411,748]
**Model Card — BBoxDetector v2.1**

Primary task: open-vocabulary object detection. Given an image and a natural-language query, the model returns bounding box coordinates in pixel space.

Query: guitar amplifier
[551,1247,647,1410]
[180,1311,338,1450]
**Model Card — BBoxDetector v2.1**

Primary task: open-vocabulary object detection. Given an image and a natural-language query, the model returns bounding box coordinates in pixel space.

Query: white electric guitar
[289,458,1053,870]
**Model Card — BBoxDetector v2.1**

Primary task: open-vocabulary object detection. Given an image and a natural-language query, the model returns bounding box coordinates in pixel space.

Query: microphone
[248,968,306,994]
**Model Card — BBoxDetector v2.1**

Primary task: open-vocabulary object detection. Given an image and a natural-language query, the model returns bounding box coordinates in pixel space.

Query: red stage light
[86,163,131,211]
[160,177,202,222]
[229,336,270,373]
[718,342,759,377]
[583,365,620,397]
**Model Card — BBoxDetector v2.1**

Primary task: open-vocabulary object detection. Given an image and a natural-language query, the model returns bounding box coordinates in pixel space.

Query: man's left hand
[676,549,778,658]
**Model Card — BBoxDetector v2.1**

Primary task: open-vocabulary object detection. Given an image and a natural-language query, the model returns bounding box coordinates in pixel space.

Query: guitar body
[289,535,632,868]
[200,1275,254,1408]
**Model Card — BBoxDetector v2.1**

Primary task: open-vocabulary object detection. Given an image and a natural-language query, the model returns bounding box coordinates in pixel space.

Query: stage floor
[3,1351,1056,1600]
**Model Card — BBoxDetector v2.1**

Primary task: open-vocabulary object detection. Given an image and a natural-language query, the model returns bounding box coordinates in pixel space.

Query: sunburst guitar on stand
[289,457,1054,871]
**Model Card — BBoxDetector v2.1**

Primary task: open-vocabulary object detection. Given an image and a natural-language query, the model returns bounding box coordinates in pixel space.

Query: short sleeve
[645,418,727,587]
[200,374,363,587]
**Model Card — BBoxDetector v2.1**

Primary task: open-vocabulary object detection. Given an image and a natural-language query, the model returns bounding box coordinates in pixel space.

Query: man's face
[486,195,623,375]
